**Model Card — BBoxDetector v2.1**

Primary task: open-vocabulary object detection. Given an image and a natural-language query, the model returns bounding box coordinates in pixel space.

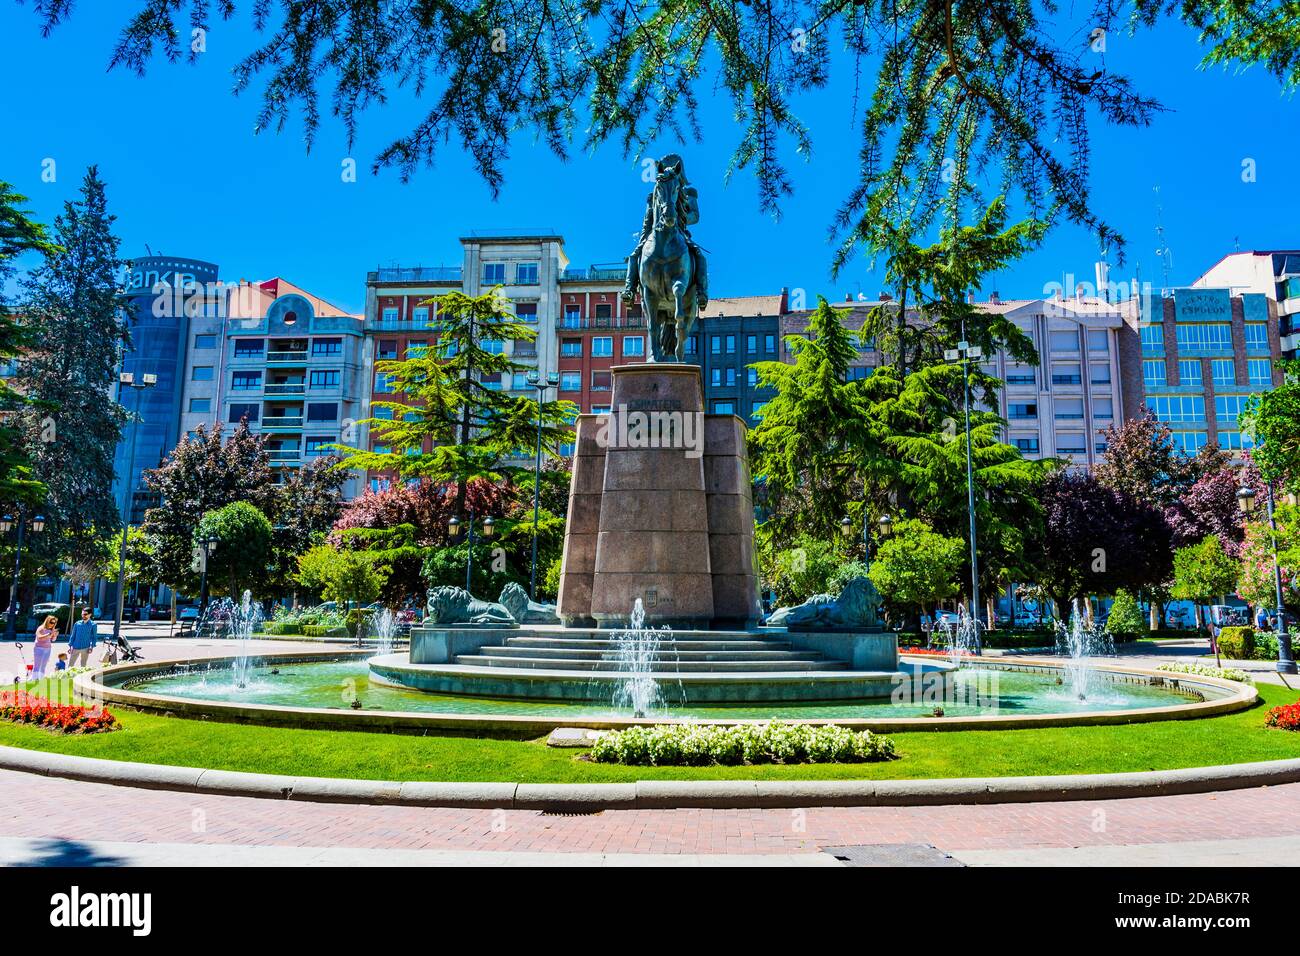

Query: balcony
[262,416,304,428]
[558,316,645,330]
[267,350,308,363]
[264,383,306,395]
[372,266,463,283]
[267,449,301,462]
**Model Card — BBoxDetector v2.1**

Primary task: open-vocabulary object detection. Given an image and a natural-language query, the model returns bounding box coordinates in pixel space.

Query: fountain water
[197,590,264,689]
[365,608,399,657]
[936,605,979,668]
[1055,599,1115,701]
[610,599,670,718]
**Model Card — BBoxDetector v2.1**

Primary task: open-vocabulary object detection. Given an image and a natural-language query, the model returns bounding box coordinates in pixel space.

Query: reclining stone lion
[424,586,517,626]
[765,577,881,631]
[498,582,560,625]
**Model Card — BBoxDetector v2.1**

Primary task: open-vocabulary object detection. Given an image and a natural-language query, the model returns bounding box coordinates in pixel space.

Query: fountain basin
[78,652,1257,735]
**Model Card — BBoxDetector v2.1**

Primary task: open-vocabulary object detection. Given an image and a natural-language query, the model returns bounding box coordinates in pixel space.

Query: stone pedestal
[556,364,763,630]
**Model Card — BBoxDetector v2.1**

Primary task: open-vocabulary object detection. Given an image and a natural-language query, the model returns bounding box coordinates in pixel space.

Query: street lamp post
[196,535,220,619]
[525,369,560,600]
[1237,483,1298,674]
[113,371,156,645]
[839,513,893,571]
[944,326,984,653]
[2,512,45,641]
[449,513,495,592]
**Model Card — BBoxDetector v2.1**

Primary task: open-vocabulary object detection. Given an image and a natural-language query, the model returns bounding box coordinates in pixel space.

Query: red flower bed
[1265,702,1300,732]
[900,646,968,657]
[0,692,119,734]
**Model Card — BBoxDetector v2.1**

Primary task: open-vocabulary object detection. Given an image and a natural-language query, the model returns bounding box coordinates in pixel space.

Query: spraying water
[1055,599,1115,701]
[365,608,398,656]
[610,599,668,718]
[197,590,264,690]
[936,605,979,668]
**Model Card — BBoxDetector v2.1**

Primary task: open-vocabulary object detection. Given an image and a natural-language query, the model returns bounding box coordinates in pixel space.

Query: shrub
[346,607,375,638]
[1253,632,1280,661]
[1105,589,1147,638]
[588,721,897,766]
[1265,702,1300,732]
[1156,662,1253,684]
[1216,626,1255,659]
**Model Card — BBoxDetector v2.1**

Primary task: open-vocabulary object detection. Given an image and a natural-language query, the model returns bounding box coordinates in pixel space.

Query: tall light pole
[944,327,983,653]
[448,513,494,593]
[2,512,45,641]
[1237,483,1297,674]
[525,369,560,599]
[113,370,156,644]
[840,513,893,571]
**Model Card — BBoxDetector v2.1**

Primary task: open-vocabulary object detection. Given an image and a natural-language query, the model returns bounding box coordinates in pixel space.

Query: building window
[306,402,338,422]
[233,339,264,358]
[1093,398,1113,419]
[746,334,757,353]
[1146,395,1206,423]
[751,401,768,421]
[1219,430,1255,451]
[710,335,721,354]
[765,334,776,352]
[558,442,576,456]
[312,337,342,356]
[480,372,502,391]
[189,398,211,413]
[560,372,581,392]
[1008,403,1037,419]
[1178,359,1203,385]
[1055,436,1086,455]
[481,339,504,355]
[685,335,698,355]
[194,334,217,349]
[515,262,539,285]
[381,307,398,326]
[1055,399,1084,420]
[1215,394,1252,424]
[623,335,645,357]
[1087,330,1109,352]
[592,337,613,357]
[713,401,735,414]
[563,306,581,328]
[595,303,613,320]
[747,367,757,387]
[483,263,506,283]
[592,371,613,391]
[515,303,538,323]
[592,405,611,415]
[406,339,428,358]
[725,334,736,354]
[1176,323,1233,352]
[378,339,398,360]
[1248,358,1272,386]
[711,368,721,386]
[1211,359,1235,387]
[231,370,261,390]
[561,338,582,357]
[1007,366,1036,386]
[374,373,394,393]
[725,367,737,386]
[1089,363,1111,385]
[845,366,872,382]
[310,369,341,388]
[1049,330,1078,352]
[413,306,430,325]
[1143,359,1167,388]
[1244,323,1270,351]
[1171,431,1209,454]
[1012,437,1040,454]
[1140,324,1164,352]
[192,366,214,381]
[228,403,259,423]
[305,436,334,456]
[1051,363,1082,386]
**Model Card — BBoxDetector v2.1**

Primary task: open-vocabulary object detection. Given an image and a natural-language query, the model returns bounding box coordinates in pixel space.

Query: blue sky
[1,5,1295,315]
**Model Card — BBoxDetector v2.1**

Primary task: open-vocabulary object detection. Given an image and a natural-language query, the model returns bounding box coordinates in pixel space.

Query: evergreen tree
[265,454,349,597]
[16,166,130,571]
[140,421,276,594]
[749,296,883,550]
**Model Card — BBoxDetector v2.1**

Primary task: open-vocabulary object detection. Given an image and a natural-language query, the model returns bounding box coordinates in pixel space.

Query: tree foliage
[196,501,274,599]
[1241,359,1300,489]
[15,165,130,570]
[1095,412,1228,510]
[1171,534,1239,610]
[867,518,964,613]
[35,1,1300,261]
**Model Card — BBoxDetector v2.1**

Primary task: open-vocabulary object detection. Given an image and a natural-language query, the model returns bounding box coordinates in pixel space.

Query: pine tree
[16,166,130,571]
[336,288,576,517]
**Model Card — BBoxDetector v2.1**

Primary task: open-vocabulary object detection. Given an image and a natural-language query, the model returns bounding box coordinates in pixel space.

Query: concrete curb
[4,743,1300,810]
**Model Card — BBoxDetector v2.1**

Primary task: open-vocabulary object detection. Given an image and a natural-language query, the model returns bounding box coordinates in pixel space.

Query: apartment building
[1192,250,1300,355]
[1124,286,1283,455]
[684,293,787,422]
[186,277,366,498]
[555,263,649,417]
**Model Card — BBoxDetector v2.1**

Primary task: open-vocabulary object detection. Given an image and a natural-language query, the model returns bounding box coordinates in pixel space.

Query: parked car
[1164,606,1193,629]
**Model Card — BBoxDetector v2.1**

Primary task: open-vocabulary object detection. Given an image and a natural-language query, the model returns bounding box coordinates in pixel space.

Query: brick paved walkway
[3,768,1298,859]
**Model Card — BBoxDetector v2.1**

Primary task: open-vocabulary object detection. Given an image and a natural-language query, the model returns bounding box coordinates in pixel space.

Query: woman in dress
[32,614,59,679]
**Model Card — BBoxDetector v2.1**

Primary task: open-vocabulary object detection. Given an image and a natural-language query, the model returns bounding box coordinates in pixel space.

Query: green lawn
[2,685,1299,783]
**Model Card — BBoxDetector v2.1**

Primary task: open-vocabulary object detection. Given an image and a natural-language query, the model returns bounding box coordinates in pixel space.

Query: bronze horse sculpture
[636,159,698,362]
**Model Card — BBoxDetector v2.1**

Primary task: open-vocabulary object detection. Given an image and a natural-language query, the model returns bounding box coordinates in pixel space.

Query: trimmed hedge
[301,624,350,638]
[1216,626,1255,660]
[262,622,302,635]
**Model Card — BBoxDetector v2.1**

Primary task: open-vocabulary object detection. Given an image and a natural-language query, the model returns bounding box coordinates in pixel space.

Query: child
[54,653,68,673]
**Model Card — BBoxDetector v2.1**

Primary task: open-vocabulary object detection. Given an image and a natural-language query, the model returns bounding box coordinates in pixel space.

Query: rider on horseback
[622,154,709,310]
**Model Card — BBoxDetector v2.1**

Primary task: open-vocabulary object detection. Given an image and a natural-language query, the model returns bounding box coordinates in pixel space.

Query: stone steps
[453,654,850,672]
[503,637,794,652]
[483,644,813,661]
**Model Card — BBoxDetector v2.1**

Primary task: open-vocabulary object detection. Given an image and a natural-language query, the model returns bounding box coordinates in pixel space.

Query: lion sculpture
[424,586,518,626]
[765,577,881,631]
[498,582,560,625]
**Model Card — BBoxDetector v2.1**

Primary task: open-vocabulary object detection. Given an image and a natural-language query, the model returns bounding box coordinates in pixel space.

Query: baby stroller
[100,632,144,664]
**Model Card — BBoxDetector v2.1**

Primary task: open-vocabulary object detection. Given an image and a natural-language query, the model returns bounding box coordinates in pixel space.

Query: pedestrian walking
[32,614,58,679]
[67,608,97,668]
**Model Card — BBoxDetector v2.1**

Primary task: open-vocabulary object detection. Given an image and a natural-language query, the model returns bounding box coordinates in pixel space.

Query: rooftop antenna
[1153,185,1174,292]
[144,243,154,257]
